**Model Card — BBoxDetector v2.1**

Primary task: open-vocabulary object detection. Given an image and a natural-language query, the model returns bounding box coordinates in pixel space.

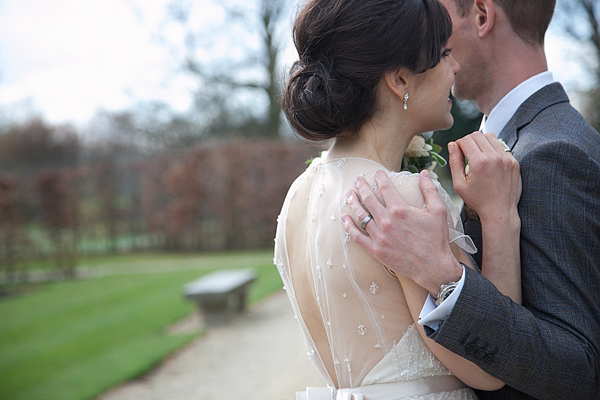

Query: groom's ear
[384,68,411,100]
[473,0,495,38]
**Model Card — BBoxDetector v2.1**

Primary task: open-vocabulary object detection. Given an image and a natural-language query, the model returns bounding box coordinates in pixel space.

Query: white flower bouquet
[402,134,447,178]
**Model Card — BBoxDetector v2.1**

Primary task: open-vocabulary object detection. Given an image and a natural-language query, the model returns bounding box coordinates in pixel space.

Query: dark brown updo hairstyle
[281,0,453,141]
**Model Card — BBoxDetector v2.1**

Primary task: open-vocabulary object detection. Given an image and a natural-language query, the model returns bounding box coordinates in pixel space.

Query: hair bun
[297,59,330,95]
[282,59,369,141]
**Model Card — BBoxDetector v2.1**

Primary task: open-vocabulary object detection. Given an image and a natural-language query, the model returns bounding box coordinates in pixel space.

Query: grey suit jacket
[428,83,600,399]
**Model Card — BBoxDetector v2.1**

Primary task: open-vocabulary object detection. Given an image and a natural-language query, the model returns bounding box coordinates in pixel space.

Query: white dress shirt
[419,71,555,330]
[480,71,555,135]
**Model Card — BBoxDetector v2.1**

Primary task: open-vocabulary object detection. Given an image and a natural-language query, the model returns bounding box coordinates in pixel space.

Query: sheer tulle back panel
[277,158,416,388]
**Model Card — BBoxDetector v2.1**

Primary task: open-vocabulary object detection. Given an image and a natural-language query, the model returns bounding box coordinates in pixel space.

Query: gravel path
[97,291,323,400]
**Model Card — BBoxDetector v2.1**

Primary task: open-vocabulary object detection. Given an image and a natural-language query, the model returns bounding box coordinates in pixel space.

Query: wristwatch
[434,281,458,306]
[434,263,465,306]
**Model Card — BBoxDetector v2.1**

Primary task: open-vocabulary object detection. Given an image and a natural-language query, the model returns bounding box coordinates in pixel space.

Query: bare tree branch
[161,0,288,138]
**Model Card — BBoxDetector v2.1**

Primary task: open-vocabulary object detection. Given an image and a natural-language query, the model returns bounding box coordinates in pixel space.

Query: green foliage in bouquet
[402,135,447,175]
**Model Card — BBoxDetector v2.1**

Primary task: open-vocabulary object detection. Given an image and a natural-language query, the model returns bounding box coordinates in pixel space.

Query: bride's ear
[384,68,411,102]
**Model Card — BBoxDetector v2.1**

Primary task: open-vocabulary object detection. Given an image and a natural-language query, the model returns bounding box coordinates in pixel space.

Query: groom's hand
[341,170,462,295]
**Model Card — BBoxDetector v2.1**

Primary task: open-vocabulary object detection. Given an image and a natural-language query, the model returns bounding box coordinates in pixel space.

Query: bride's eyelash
[442,48,453,58]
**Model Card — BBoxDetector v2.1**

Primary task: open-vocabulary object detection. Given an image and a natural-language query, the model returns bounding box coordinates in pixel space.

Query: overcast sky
[0,0,596,126]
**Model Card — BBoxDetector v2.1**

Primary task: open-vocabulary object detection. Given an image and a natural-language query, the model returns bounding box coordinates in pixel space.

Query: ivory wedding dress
[274,155,479,400]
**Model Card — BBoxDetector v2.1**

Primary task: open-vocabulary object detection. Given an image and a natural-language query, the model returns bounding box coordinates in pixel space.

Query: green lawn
[0,250,281,400]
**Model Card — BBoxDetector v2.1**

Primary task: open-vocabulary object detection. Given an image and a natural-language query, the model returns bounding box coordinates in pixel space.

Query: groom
[343,0,600,399]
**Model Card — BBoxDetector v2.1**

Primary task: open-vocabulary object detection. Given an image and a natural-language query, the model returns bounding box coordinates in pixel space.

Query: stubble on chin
[452,76,476,103]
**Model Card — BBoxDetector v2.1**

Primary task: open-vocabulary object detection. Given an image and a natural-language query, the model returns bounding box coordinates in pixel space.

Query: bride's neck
[326,124,415,172]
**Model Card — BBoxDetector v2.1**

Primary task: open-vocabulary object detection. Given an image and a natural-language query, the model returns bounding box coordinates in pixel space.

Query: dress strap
[296,375,467,400]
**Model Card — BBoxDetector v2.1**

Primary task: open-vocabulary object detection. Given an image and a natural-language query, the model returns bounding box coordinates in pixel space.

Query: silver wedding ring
[503,148,511,152]
[361,214,373,230]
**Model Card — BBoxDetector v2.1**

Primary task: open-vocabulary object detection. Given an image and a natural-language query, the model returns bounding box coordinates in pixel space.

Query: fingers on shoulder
[343,214,371,247]
[356,175,384,212]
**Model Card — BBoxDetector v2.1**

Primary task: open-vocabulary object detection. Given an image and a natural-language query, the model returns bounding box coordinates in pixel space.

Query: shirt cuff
[417,265,466,331]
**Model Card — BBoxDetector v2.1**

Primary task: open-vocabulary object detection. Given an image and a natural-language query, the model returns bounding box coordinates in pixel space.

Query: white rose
[405,135,433,158]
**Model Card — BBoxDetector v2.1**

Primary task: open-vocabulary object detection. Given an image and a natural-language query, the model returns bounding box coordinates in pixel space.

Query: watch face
[435,283,458,306]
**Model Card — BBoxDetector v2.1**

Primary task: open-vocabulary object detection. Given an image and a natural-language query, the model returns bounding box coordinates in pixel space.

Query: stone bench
[183,268,258,326]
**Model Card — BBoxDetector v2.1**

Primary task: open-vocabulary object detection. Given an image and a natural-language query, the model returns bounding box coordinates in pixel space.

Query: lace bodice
[274,156,476,396]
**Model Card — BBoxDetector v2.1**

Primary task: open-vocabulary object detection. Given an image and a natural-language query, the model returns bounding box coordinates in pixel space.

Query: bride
[274,0,521,398]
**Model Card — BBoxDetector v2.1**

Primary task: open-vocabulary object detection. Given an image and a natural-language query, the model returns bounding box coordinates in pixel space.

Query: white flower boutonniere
[402,134,447,179]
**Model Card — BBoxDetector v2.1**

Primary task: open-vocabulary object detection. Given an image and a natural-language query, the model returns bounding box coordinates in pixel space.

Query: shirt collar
[480,71,555,135]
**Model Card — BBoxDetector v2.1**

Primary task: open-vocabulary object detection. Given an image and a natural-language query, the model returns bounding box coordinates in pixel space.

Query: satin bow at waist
[296,375,467,400]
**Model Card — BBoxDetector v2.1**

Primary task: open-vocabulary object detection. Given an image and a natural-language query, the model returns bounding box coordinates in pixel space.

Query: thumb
[448,142,466,186]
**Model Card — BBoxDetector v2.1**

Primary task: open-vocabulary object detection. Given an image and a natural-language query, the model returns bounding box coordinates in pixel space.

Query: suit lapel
[498,82,570,149]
